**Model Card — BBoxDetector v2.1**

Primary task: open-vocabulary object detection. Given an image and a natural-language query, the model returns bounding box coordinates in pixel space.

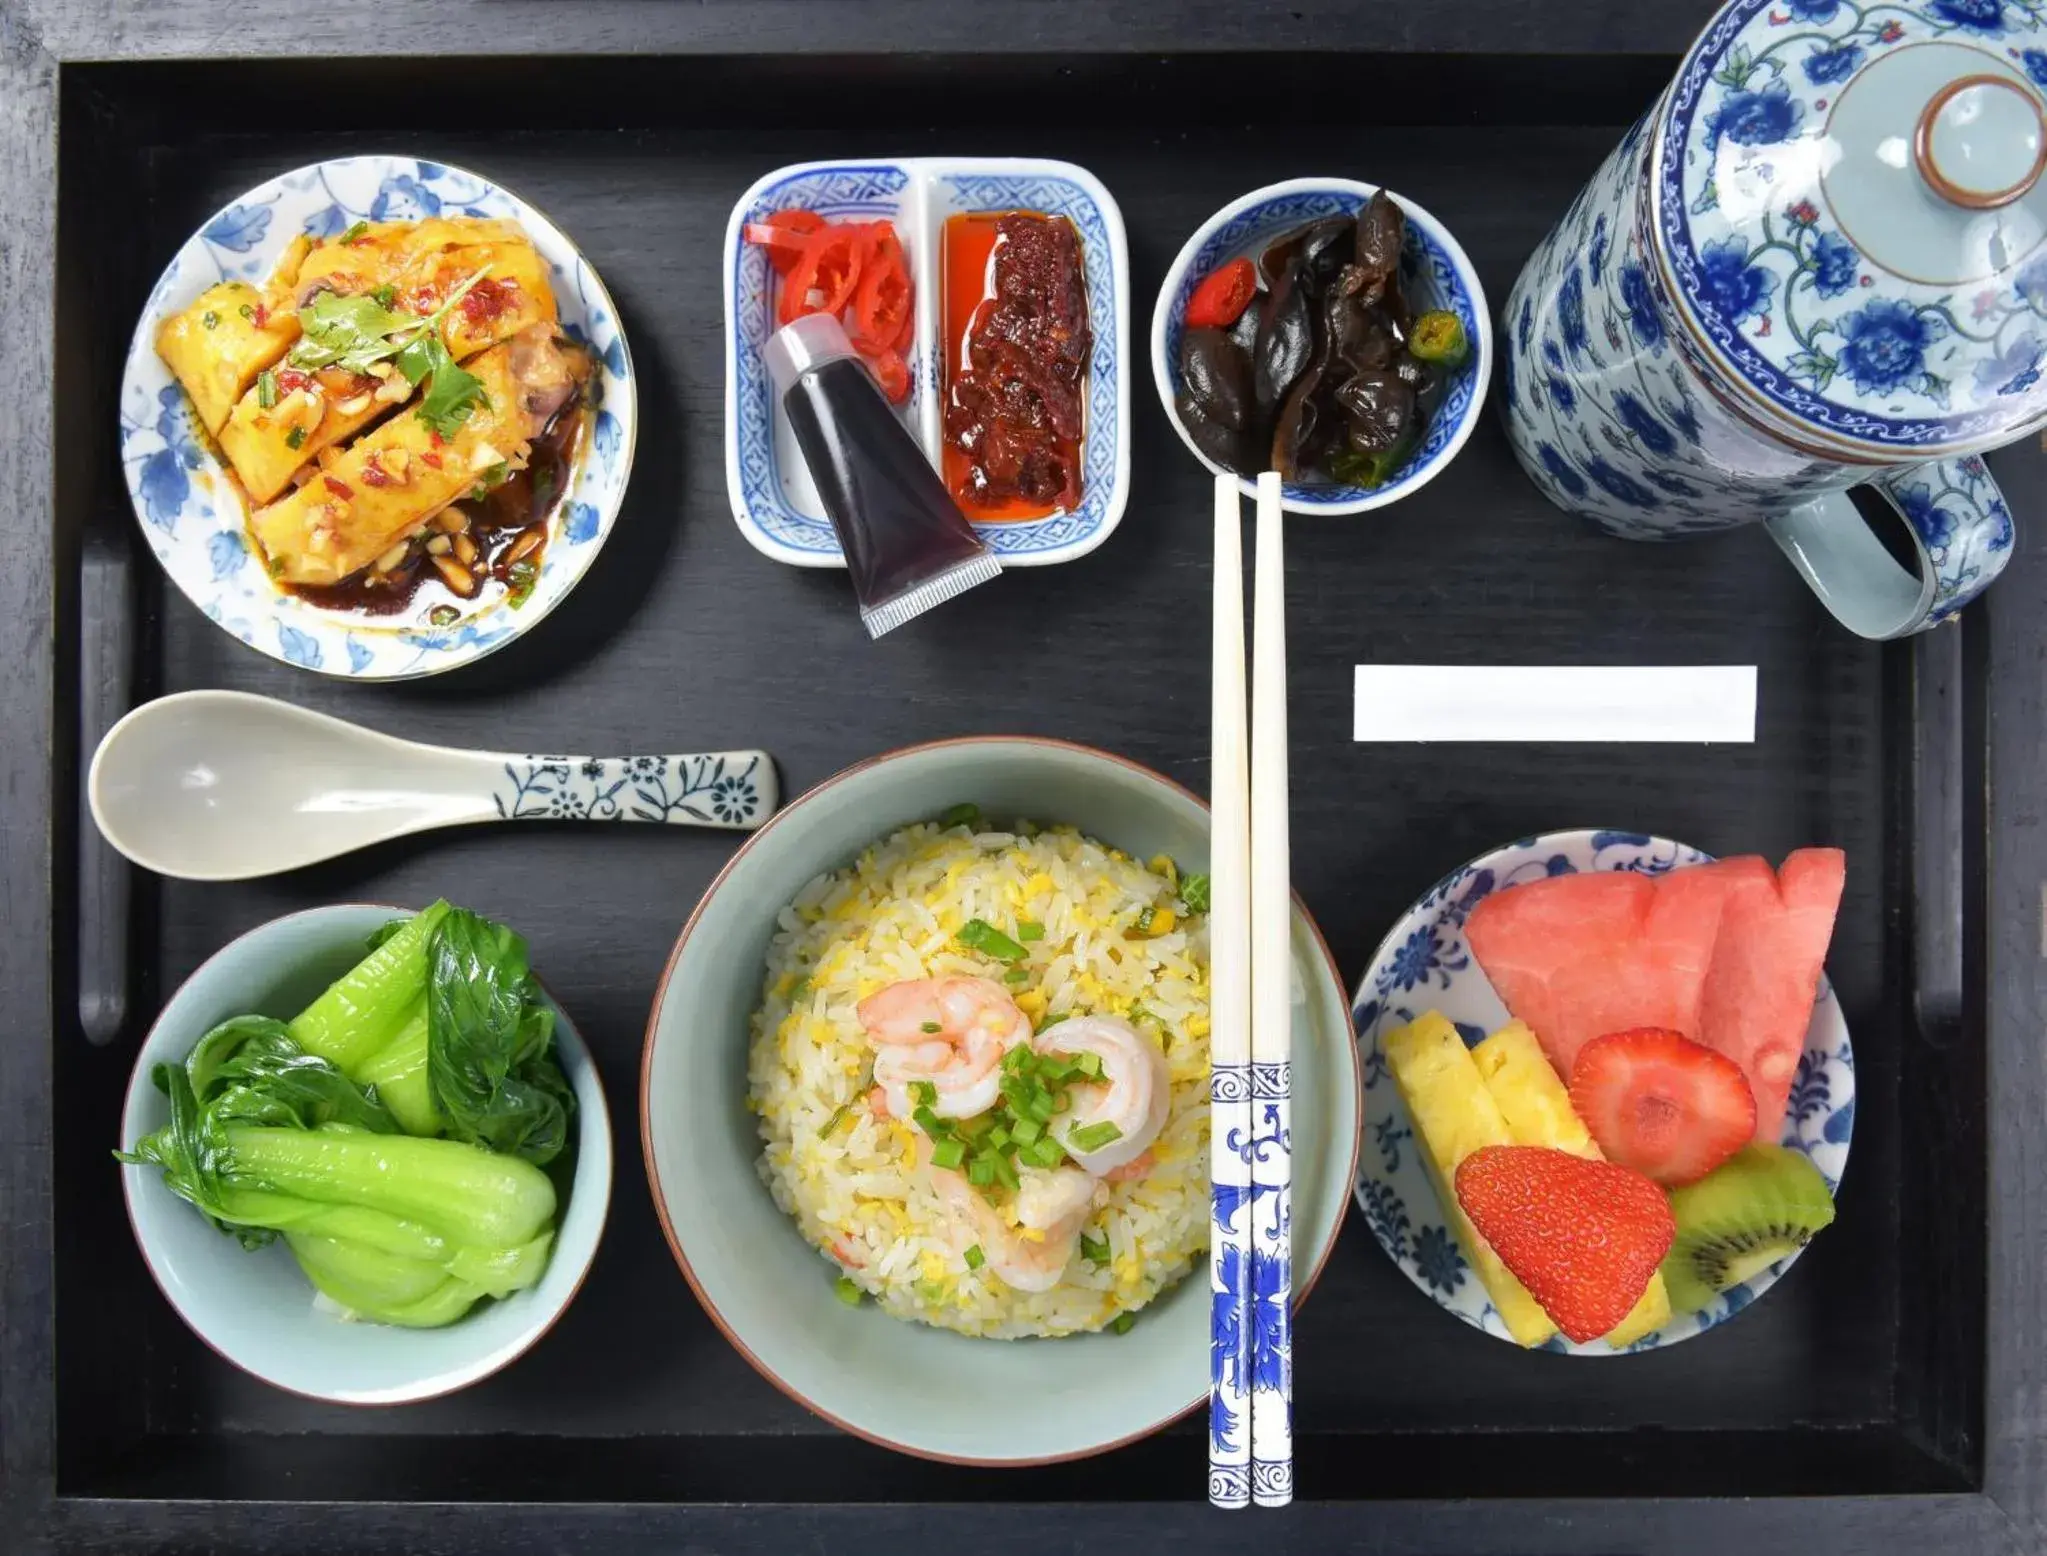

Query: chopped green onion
[910,1080,939,1107]
[1080,1233,1111,1267]
[1131,906,1157,937]
[997,1136,1020,1157]
[788,976,810,1000]
[1002,1045,1033,1075]
[1068,1119,1125,1153]
[992,1153,1020,1190]
[966,1153,997,1187]
[956,1112,995,1141]
[965,1243,985,1270]
[920,1021,942,1033]
[1035,1011,1071,1033]
[911,1104,946,1136]
[834,1276,863,1306]
[1179,874,1212,914]
[1021,1136,1064,1169]
[341,220,370,242]
[284,426,307,450]
[1112,1311,1136,1334]
[817,1100,854,1139]
[1026,1092,1056,1124]
[238,302,255,320]
[1074,1052,1104,1080]
[988,1125,1011,1150]
[1010,1116,1043,1146]
[201,310,219,329]
[930,1137,966,1170]
[1016,920,1045,942]
[1003,968,1030,986]
[256,369,279,409]
[939,802,981,828]
[956,918,1027,963]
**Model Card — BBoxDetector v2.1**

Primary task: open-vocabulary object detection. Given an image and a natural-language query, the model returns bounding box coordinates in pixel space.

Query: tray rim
[4,22,2043,1556]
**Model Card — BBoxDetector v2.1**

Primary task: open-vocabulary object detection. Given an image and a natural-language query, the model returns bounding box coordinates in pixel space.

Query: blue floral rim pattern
[1155,184,1488,509]
[1352,829,1855,1355]
[119,156,636,680]
[725,159,1129,565]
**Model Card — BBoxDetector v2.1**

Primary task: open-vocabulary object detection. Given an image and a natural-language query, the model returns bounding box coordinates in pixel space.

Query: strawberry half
[1568,1026,1757,1187]
[1454,1145,1677,1344]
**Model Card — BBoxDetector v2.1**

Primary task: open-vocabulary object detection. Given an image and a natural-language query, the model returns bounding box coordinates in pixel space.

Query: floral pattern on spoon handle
[489,751,776,830]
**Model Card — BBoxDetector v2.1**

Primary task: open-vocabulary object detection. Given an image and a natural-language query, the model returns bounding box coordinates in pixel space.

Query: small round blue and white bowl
[1151,177,1491,516]
[120,156,637,680]
[119,904,614,1404]
[1352,829,1853,1355]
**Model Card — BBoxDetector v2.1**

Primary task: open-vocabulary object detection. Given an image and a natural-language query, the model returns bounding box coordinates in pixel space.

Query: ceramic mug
[1502,0,2042,640]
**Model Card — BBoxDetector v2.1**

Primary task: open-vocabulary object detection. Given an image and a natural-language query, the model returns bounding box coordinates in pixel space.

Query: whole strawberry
[1455,1144,1677,1344]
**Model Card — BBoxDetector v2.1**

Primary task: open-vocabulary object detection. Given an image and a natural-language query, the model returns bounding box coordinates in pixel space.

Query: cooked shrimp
[1099,1147,1156,1184]
[857,976,1031,1120]
[1035,1014,1170,1174]
[930,1165,1099,1293]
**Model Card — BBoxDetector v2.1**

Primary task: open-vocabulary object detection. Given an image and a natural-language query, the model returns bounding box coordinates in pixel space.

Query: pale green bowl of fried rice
[641,737,1358,1464]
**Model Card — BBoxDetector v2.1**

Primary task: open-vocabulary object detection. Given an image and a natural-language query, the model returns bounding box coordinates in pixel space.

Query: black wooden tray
[5,14,2045,1556]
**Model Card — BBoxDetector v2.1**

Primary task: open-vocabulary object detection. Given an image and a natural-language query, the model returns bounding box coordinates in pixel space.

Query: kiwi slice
[1661,1144,1837,1315]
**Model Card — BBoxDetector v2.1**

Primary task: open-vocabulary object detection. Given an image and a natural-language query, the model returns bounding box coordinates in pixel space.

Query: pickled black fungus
[1172,190,1455,489]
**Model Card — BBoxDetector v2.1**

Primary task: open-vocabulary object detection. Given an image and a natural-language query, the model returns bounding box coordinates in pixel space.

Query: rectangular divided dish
[723,157,1130,566]
[13,40,2044,1556]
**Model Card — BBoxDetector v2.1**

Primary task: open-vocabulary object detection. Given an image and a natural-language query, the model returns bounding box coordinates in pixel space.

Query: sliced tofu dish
[155,214,593,618]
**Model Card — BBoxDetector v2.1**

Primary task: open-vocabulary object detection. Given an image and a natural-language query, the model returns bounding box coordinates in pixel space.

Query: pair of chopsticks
[1209,471,1292,1509]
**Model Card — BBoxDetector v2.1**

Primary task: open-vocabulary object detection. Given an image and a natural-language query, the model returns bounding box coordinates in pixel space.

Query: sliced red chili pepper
[421,450,444,469]
[866,347,911,405]
[779,226,863,326]
[323,475,354,498]
[744,208,826,277]
[850,224,913,355]
[1184,257,1258,330]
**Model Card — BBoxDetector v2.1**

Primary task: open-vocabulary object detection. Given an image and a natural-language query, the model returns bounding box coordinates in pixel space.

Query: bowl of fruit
[1352,831,1850,1354]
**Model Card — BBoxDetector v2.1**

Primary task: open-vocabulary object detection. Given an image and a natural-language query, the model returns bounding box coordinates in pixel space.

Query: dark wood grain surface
[2,8,2043,1556]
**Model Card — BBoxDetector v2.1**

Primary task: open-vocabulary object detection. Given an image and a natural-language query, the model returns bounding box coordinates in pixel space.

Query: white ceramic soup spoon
[89,690,778,881]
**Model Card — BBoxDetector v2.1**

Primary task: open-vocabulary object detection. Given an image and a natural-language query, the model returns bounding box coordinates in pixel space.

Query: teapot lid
[1652,0,2047,457]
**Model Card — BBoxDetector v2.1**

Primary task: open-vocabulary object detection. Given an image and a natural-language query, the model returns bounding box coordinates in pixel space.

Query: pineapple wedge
[1472,1020,1673,1348]
[1384,1012,1556,1347]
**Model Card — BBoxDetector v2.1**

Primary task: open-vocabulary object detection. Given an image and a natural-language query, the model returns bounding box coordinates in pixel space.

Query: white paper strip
[1352,665,1757,744]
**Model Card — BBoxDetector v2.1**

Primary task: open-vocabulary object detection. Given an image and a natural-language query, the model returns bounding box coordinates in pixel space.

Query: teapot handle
[1763,456,2015,638]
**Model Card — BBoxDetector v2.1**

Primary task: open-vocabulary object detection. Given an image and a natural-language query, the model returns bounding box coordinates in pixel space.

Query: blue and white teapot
[1505,0,2047,637]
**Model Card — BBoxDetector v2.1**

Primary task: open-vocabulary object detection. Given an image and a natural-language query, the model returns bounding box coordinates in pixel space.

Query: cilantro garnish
[288,265,493,440]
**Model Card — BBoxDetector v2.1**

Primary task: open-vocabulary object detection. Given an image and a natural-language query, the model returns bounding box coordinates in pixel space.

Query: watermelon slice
[1694,848,1846,1141]
[1465,867,1734,1081]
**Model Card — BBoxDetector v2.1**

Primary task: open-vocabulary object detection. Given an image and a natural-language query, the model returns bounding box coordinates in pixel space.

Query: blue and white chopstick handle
[1246,473,1293,1508]
[1208,472,1254,1510]
[1248,1062,1293,1507]
[1209,1062,1254,1509]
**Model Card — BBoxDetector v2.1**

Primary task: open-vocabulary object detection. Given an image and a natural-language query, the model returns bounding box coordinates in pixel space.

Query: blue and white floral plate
[1352,829,1854,1355]
[1151,177,1491,516]
[120,156,636,680]
[723,157,1130,568]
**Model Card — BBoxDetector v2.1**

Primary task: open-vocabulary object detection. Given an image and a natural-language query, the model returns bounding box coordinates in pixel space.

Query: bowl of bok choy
[117,901,612,1404]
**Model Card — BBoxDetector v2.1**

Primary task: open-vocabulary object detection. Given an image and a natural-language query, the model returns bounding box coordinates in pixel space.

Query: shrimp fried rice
[747,817,1211,1339]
